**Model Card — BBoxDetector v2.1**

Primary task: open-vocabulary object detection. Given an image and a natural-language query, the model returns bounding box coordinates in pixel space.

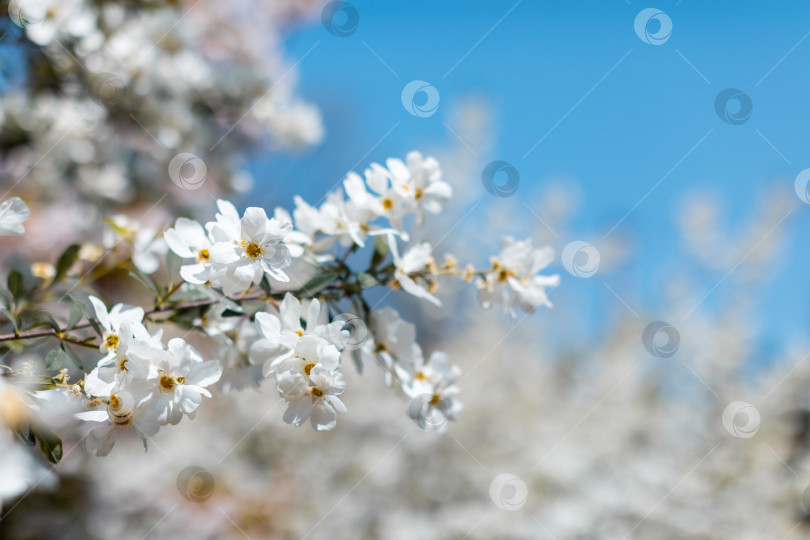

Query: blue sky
[250,0,810,353]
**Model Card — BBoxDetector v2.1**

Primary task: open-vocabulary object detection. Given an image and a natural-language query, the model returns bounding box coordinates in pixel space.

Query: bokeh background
[3,1,810,539]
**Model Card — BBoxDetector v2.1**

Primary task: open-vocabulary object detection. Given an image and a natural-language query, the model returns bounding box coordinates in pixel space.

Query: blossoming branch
[0,152,559,462]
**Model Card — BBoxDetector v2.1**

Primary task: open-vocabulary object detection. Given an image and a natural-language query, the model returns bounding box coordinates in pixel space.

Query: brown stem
[0,292,269,344]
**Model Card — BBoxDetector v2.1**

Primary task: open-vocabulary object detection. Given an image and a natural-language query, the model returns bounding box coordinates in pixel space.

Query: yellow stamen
[104,334,120,351]
[243,242,263,259]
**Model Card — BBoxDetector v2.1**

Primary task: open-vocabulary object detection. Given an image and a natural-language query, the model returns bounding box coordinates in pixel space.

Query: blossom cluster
[1,0,323,213]
[74,297,221,456]
[1,152,559,473]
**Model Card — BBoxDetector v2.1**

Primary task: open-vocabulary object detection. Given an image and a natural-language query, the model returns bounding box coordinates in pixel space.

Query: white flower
[0,197,30,236]
[88,296,145,354]
[75,380,160,457]
[343,171,407,241]
[317,188,379,248]
[273,206,311,259]
[392,151,452,226]
[270,334,340,379]
[130,337,221,425]
[389,238,440,306]
[361,307,419,386]
[277,366,347,431]
[164,217,214,284]
[131,227,166,275]
[104,216,166,274]
[212,320,263,392]
[251,293,344,370]
[208,202,292,295]
[83,320,161,397]
[0,379,56,506]
[477,236,560,314]
[403,350,462,432]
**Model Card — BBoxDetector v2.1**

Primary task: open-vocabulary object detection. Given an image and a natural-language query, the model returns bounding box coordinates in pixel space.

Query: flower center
[244,242,262,259]
[107,393,132,425]
[303,363,316,376]
[117,357,129,372]
[198,249,210,262]
[104,333,120,350]
[497,268,515,283]
[159,375,176,392]
[382,198,394,211]
[428,393,441,406]
[415,187,424,200]
[310,387,324,397]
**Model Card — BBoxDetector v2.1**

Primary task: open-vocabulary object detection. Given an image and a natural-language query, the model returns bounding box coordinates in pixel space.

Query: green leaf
[61,343,84,370]
[166,250,182,285]
[7,269,24,303]
[259,275,272,295]
[0,286,12,305]
[357,272,380,289]
[128,270,161,297]
[299,272,338,298]
[36,311,61,332]
[54,243,81,281]
[86,317,104,338]
[16,422,35,446]
[32,425,63,464]
[45,347,66,370]
[371,235,389,269]
[1,306,19,332]
[67,302,83,330]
